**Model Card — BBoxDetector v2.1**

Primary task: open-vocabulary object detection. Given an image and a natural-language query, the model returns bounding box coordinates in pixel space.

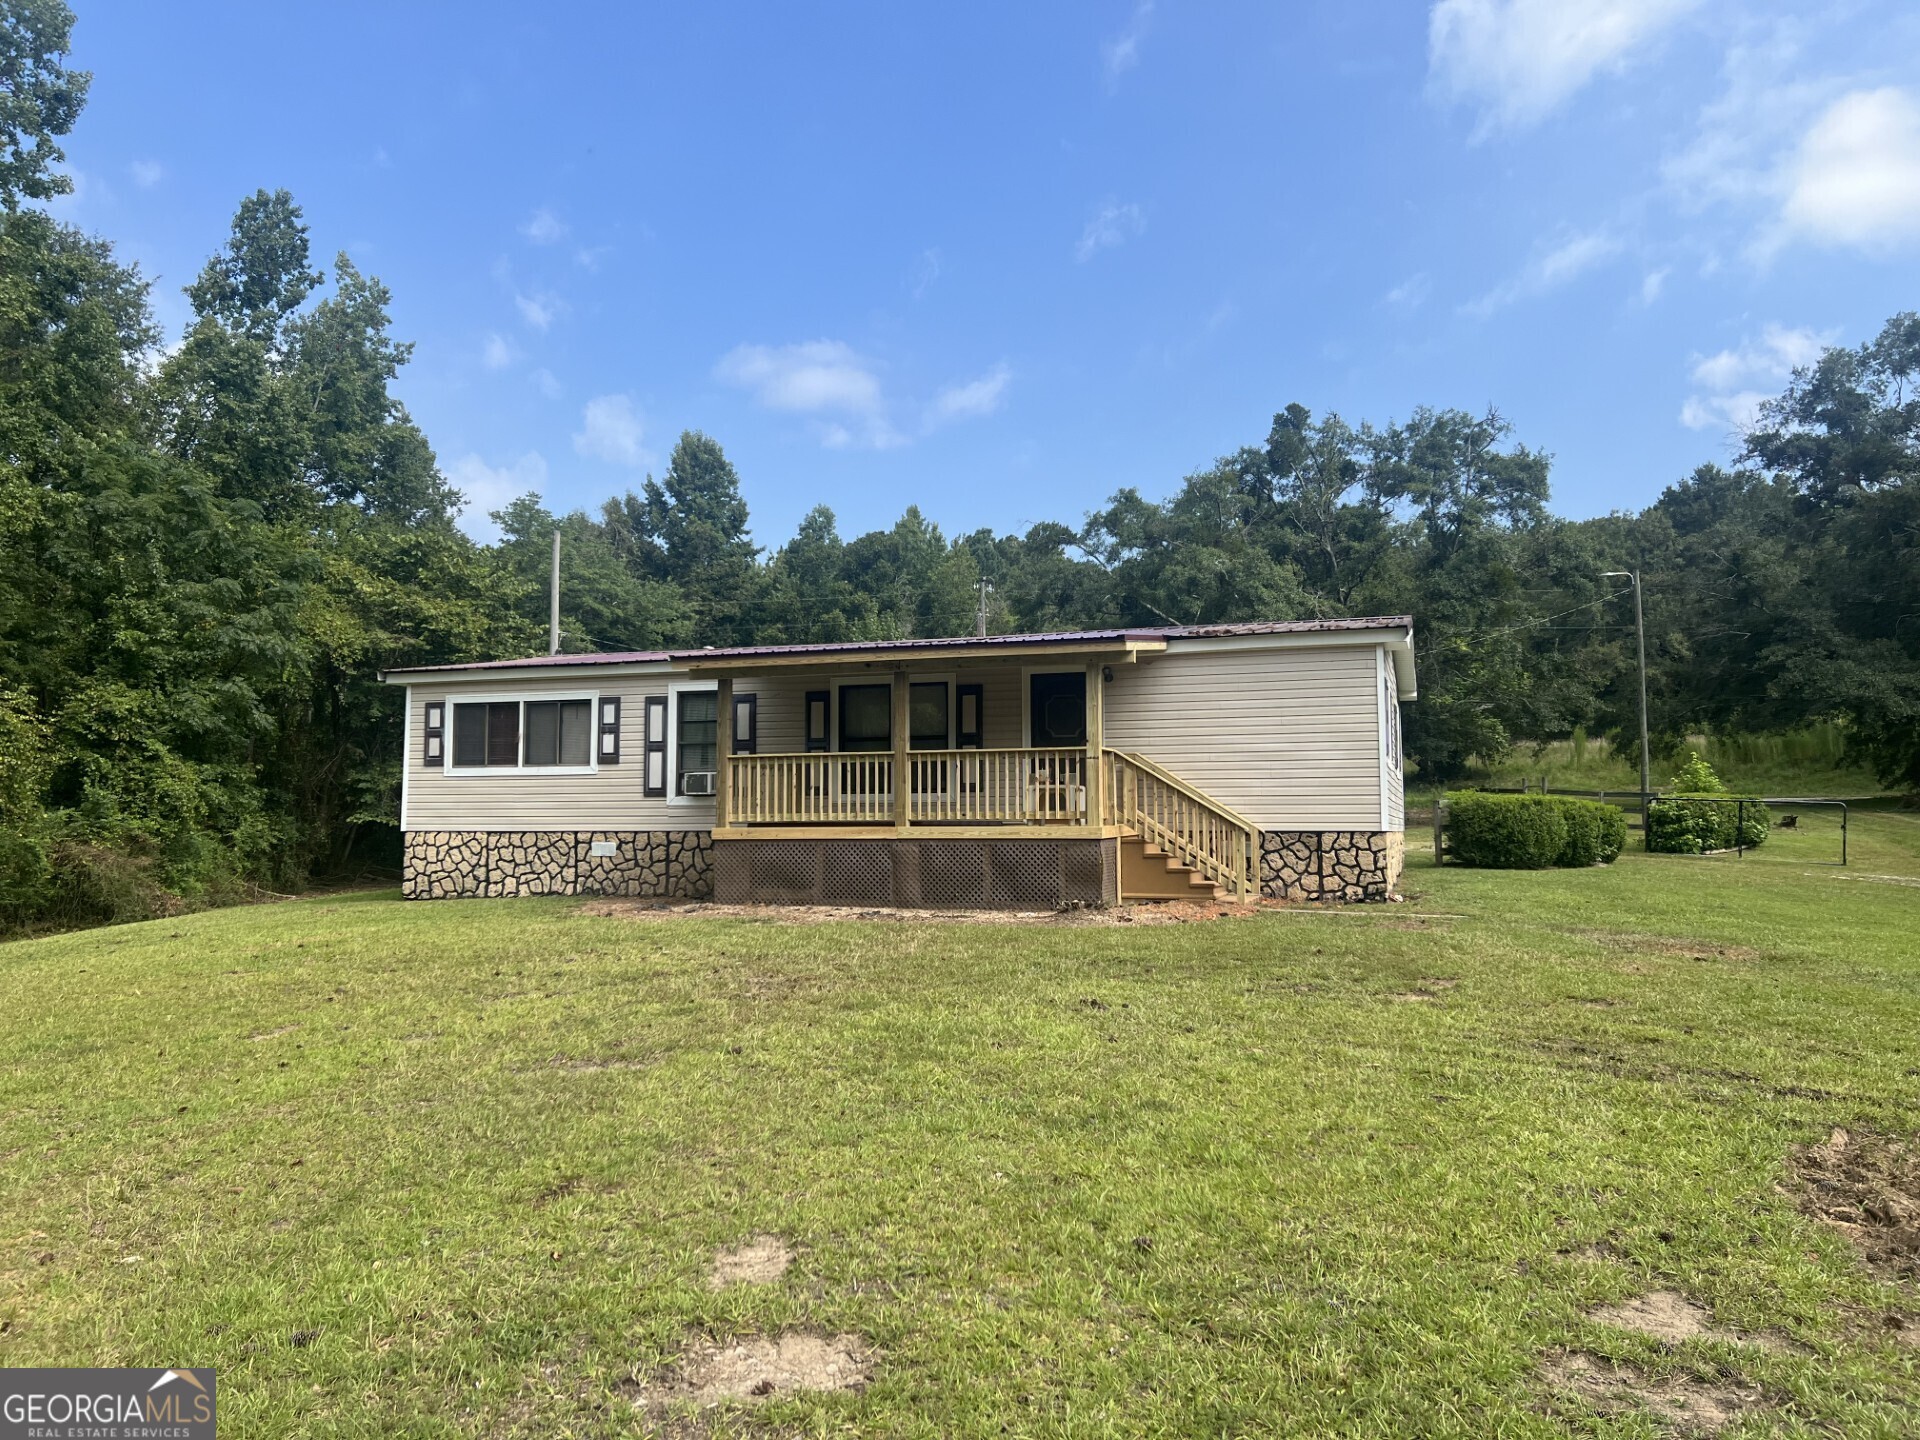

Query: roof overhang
[683,637,1165,675]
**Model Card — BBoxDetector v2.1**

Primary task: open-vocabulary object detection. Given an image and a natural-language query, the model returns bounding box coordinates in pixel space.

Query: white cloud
[572,394,650,467]
[1102,2,1154,86]
[909,247,942,299]
[446,451,548,542]
[530,367,562,399]
[1463,229,1620,316]
[1075,200,1144,262]
[1679,323,1832,434]
[930,364,1012,424]
[129,159,164,189]
[714,340,884,415]
[515,291,561,330]
[1382,273,1431,308]
[1639,267,1670,304]
[1778,87,1920,252]
[481,332,513,370]
[1428,0,1698,134]
[521,208,567,244]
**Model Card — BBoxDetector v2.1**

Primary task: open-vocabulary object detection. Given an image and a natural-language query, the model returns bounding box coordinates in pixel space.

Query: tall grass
[1448,723,1886,797]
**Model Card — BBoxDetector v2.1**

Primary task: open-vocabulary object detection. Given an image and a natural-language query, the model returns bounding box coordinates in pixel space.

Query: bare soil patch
[583,899,1263,927]
[628,1331,873,1408]
[1589,1291,1778,1349]
[1539,1350,1762,1433]
[709,1235,793,1289]
[1598,931,1764,963]
[1792,1126,1920,1284]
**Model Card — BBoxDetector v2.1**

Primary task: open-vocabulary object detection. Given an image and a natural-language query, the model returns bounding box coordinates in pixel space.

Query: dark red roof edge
[382,615,1414,676]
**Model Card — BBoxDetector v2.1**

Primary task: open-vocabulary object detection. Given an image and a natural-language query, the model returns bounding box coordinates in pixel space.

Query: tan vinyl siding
[1104,643,1390,831]
[406,671,685,831]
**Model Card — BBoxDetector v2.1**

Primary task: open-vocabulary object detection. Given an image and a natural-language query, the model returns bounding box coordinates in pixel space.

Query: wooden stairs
[1118,834,1230,902]
[1106,749,1259,903]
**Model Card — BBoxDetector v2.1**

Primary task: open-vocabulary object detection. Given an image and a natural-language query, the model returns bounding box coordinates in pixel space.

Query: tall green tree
[0,0,86,209]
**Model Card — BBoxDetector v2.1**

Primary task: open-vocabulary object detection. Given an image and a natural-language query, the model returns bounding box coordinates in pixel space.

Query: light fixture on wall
[1102,666,1113,683]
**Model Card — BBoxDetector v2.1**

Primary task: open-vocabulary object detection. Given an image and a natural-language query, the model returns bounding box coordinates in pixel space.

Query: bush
[1558,799,1629,866]
[1446,792,1630,869]
[1645,749,1770,853]
[1647,796,1771,854]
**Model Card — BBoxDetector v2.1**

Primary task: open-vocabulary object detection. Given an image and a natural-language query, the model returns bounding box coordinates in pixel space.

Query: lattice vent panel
[918,842,989,908]
[750,841,818,902]
[1061,841,1107,904]
[822,843,895,906]
[988,841,1064,909]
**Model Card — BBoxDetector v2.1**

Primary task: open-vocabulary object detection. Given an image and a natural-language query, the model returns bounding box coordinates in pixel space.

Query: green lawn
[3,815,1919,1436]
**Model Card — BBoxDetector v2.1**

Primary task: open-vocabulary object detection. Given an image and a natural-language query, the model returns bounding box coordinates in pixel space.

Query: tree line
[0,0,1914,928]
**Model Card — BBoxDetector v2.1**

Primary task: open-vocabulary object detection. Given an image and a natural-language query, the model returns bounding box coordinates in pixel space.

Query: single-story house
[379,616,1416,907]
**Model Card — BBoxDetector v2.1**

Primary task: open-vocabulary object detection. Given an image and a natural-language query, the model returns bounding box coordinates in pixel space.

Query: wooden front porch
[695,656,1260,900]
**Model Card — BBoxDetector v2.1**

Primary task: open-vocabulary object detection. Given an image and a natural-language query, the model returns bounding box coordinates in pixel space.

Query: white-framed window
[444,692,600,775]
[666,681,717,801]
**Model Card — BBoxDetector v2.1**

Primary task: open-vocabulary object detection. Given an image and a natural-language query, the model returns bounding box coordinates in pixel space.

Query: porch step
[1119,835,1227,902]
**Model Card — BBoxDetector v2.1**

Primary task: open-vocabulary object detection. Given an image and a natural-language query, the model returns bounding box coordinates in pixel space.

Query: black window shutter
[599,695,622,764]
[643,695,668,797]
[804,690,829,752]
[956,683,984,749]
[732,693,757,755]
[423,701,445,767]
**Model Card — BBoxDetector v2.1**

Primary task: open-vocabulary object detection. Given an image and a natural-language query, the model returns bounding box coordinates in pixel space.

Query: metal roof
[380,616,1414,677]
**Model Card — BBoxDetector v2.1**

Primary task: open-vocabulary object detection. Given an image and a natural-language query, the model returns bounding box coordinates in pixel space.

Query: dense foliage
[0,1,1912,927]
[1645,752,1770,854]
[1443,793,1627,869]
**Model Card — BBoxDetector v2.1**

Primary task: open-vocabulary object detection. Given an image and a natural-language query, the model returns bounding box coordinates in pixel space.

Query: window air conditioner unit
[680,771,717,796]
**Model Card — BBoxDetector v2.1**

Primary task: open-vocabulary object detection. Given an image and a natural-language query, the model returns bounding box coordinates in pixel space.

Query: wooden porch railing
[726,748,1089,827]
[1105,749,1259,900]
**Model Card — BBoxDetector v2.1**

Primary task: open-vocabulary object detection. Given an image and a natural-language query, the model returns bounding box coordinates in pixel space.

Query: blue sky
[54,1,1920,546]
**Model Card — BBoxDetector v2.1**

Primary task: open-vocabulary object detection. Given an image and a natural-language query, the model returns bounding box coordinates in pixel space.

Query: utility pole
[976,578,991,638]
[1603,570,1651,844]
[549,529,562,656]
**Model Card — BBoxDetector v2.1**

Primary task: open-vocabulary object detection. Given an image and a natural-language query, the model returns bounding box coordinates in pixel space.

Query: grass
[3,815,1919,1435]
[1443,725,1891,799]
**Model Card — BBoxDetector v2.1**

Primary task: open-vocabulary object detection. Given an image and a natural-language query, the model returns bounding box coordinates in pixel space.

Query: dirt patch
[1540,1350,1762,1433]
[583,898,1266,926]
[629,1331,872,1408]
[1579,930,1763,963]
[709,1235,793,1289]
[1389,977,1457,1003]
[248,1024,301,1041]
[544,1055,649,1073]
[1589,1291,1764,1347]
[1792,1126,1920,1285]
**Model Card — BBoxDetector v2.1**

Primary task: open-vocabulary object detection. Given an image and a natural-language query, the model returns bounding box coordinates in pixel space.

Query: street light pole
[1603,570,1651,844]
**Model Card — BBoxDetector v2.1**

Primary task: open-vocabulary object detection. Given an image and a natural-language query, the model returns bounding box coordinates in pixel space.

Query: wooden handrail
[1105,749,1259,900]
[727,748,1090,827]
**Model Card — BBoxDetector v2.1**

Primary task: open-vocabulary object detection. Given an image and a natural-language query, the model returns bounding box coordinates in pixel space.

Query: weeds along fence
[1429,790,1849,867]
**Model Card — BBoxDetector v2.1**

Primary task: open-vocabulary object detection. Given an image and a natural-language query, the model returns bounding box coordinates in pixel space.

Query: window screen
[524,699,592,767]
[677,691,718,787]
[909,682,949,750]
[452,702,521,767]
[838,683,891,752]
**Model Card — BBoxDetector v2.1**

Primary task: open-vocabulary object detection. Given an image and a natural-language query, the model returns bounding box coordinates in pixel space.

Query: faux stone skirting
[1260,830,1404,902]
[403,830,713,900]
[711,836,1119,909]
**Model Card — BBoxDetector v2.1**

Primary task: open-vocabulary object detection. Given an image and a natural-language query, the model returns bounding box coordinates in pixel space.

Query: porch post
[892,666,910,832]
[715,674,733,829]
[1084,661,1105,828]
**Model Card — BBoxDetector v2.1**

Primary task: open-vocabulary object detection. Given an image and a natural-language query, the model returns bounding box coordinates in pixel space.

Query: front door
[1028,671,1087,747]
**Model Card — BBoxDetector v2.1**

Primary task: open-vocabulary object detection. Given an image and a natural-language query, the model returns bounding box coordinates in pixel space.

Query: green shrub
[1647,796,1771,853]
[1446,792,1631,868]
[1643,748,1770,853]
[1558,798,1628,866]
